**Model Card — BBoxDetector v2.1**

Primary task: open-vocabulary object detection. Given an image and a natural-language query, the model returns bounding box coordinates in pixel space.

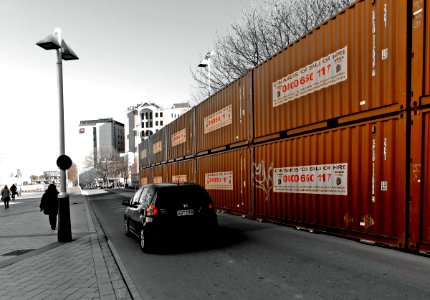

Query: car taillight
[147,204,158,216]
[209,203,213,210]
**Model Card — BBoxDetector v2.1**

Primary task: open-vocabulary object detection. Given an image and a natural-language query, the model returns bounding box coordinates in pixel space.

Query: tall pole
[55,29,72,242]
[208,57,211,97]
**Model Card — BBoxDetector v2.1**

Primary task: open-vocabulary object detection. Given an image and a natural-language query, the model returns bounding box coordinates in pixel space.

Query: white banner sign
[205,171,233,190]
[273,46,348,107]
[172,174,187,183]
[273,163,348,195]
[153,141,162,154]
[171,128,186,147]
[153,176,163,184]
[204,105,232,134]
[141,149,147,159]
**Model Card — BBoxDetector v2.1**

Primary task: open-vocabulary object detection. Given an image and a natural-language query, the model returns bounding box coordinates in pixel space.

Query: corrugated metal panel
[425,0,430,98]
[253,114,407,247]
[152,165,167,184]
[139,139,150,169]
[148,130,166,165]
[253,0,407,139]
[165,108,195,161]
[140,168,151,186]
[411,0,425,107]
[409,108,430,253]
[195,72,253,153]
[197,148,251,215]
[168,159,196,183]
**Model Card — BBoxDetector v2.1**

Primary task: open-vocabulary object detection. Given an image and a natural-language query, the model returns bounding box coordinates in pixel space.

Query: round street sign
[57,155,73,170]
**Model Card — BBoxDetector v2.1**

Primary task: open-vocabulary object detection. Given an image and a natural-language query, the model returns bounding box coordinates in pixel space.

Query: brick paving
[0,187,141,300]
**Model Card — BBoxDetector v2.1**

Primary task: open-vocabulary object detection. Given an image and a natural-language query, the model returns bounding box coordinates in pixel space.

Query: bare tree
[191,0,354,102]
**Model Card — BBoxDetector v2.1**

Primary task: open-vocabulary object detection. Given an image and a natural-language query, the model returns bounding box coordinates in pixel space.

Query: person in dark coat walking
[1,185,11,209]
[39,184,59,230]
[10,184,17,200]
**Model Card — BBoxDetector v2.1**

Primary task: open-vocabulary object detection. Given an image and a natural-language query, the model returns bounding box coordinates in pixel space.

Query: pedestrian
[39,184,59,230]
[1,185,11,209]
[10,184,17,200]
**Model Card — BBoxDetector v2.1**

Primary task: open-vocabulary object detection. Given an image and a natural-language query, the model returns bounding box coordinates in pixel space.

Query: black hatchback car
[122,183,218,252]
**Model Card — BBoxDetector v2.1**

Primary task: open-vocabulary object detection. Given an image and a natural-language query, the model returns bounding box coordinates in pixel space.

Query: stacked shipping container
[137,0,430,253]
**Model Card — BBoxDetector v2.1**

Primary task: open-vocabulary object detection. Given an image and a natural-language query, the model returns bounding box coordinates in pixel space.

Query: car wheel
[124,219,131,236]
[140,229,153,253]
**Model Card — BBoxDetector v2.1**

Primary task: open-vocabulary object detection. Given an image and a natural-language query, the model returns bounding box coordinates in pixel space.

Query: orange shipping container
[195,72,253,153]
[165,108,195,161]
[197,148,252,215]
[253,114,407,248]
[139,139,150,169]
[148,129,166,165]
[152,165,168,184]
[168,159,196,184]
[253,0,407,139]
[409,107,430,253]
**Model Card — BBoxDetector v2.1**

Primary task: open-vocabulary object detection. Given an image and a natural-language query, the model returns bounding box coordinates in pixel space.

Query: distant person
[39,184,59,230]
[10,184,17,200]
[1,185,11,209]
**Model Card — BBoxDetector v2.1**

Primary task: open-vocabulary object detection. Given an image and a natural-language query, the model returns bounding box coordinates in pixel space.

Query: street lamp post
[36,28,78,243]
[198,51,215,97]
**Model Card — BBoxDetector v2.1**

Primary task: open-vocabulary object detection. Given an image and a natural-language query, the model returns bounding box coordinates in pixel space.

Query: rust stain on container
[166,108,195,161]
[197,148,251,215]
[253,0,407,139]
[196,72,253,153]
[253,114,407,247]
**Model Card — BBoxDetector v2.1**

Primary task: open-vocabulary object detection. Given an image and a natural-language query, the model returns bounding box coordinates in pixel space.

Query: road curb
[84,191,142,300]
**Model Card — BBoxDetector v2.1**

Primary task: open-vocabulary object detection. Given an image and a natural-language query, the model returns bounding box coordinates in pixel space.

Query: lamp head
[61,40,79,60]
[36,33,61,50]
[198,59,209,68]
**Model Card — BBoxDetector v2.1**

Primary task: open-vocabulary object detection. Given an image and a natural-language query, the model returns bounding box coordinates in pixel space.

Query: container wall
[168,159,196,183]
[152,165,168,184]
[148,129,166,165]
[253,114,407,247]
[253,0,407,139]
[166,108,195,161]
[139,139,150,169]
[424,0,430,99]
[197,148,251,215]
[409,108,430,253]
[196,72,253,153]
[140,168,152,186]
[410,0,426,107]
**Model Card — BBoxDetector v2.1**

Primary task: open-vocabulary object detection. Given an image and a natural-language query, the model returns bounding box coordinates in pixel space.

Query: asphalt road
[88,189,430,300]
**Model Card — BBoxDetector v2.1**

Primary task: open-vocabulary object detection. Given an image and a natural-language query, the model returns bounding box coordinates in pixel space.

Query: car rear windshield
[155,186,211,209]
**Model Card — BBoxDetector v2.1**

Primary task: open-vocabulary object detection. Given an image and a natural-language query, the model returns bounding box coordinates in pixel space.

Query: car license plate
[177,209,194,216]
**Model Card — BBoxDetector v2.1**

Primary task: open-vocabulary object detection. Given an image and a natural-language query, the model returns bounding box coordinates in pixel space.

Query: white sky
[0,0,266,179]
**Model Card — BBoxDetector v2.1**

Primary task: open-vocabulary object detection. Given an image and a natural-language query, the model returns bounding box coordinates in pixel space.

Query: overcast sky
[0,0,267,179]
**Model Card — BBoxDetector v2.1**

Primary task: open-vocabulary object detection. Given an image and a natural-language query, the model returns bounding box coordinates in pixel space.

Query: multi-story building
[126,102,191,154]
[78,118,125,169]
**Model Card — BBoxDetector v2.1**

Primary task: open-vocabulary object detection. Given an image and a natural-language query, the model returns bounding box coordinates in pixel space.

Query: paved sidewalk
[0,187,139,300]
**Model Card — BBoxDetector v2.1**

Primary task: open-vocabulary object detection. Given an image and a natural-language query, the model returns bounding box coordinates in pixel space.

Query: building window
[155,121,158,126]
[160,121,163,126]
[155,112,158,118]
[160,112,163,117]
[141,113,144,119]
[150,112,153,119]
[150,121,153,127]
[146,122,149,127]
[145,112,149,119]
